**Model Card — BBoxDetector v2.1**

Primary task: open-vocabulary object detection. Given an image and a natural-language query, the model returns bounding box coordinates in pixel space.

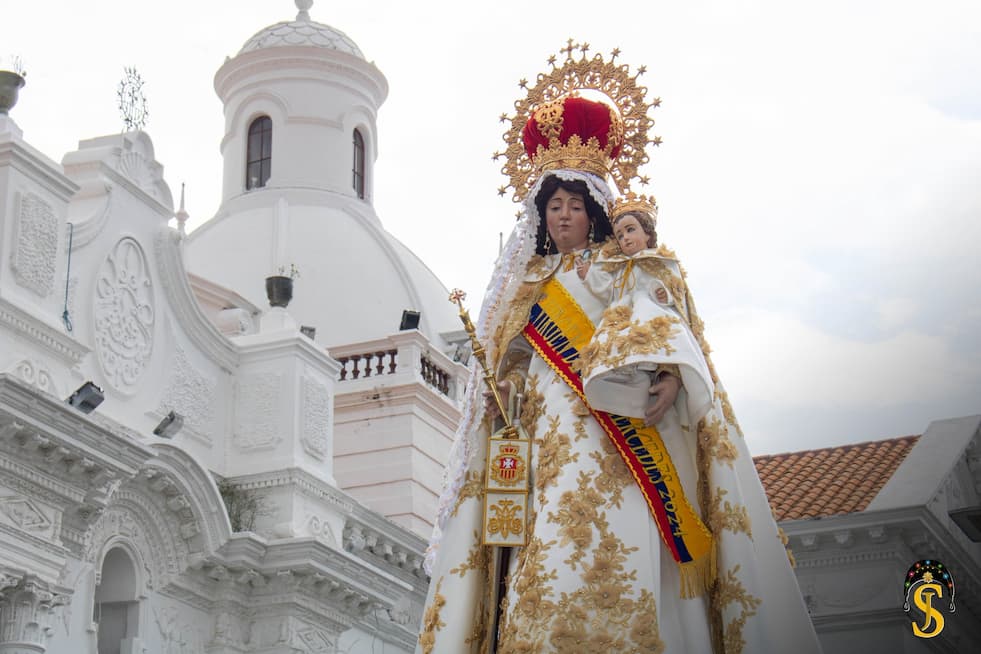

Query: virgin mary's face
[545,187,590,253]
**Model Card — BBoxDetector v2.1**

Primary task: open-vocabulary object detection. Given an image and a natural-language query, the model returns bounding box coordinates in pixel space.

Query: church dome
[238,0,364,59]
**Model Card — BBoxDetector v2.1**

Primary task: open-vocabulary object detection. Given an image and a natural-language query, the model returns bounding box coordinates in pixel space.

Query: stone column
[0,573,67,654]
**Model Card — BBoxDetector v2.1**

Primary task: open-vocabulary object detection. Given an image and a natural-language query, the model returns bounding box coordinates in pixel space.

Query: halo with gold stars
[493,39,659,202]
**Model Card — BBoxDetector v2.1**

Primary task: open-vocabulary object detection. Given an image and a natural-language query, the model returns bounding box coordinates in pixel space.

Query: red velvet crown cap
[522,96,623,161]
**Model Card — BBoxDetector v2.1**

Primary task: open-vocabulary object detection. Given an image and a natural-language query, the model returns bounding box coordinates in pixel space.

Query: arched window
[352,129,366,199]
[94,547,140,654]
[246,116,272,190]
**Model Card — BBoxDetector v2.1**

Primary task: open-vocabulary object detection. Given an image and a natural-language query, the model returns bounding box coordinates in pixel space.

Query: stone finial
[296,0,313,20]
[175,182,189,235]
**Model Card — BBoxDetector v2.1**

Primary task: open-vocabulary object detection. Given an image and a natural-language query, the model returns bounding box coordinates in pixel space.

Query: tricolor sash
[522,277,715,597]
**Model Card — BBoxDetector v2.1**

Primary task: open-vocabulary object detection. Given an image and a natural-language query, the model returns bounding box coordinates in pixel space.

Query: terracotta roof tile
[753,435,919,521]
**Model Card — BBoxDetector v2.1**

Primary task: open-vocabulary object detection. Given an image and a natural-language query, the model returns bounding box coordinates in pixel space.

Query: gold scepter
[448,289,529,548]
[448,289,518,439]
[449,289,530,652]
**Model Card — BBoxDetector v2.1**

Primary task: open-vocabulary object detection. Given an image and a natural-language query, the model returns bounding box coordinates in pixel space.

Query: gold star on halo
[611,48,621,59]
[639,175,651,185]
[499,113,509,123]
[547,55,557,66]
[652,97,662,108]
[652,136,663,146]
[580,43,590,55]
[498,186,507,196]
[518,78,528,89]
[923,571,934,581]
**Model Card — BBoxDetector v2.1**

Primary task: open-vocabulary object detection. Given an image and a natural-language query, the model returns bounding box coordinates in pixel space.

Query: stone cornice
[232,330,342,376]
[0,297,89,366]
[784,504,981,622]
[214,47,388,108]
[333,378,461,432]
[0,374,155,477]
[227,468,355,514]
[0,139,79,201]
[185,533,413,620]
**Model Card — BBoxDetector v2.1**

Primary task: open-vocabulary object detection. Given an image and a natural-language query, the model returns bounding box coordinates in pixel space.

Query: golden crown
[611,191,658,222]
[494,39,660,202]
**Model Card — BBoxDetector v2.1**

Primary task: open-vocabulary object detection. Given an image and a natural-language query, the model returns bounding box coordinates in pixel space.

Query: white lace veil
[425,169,614,573]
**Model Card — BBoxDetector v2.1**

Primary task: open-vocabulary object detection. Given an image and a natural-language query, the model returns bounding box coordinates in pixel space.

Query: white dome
[239,1,364,59]
[186,200,461,350]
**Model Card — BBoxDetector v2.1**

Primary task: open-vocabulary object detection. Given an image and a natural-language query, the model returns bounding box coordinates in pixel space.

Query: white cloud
[708,307,977,407]
[876,298,919,331]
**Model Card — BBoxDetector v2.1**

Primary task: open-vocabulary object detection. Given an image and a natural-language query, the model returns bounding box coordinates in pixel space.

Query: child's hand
[575,258,591,280]
[655,286,668,304]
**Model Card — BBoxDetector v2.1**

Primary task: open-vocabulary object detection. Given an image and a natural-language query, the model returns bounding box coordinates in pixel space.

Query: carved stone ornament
[0,573,68,649]
[0,495,53,533]
[158,346,216,443]
[301,376,330,460]
[8,359,57,397]
[297,627,335,652]
[233,374,283,451]
[94,237,155,393]
[12,191,58,297]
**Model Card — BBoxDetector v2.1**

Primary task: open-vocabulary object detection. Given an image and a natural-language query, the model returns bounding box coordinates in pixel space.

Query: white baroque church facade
[0,2,467,652]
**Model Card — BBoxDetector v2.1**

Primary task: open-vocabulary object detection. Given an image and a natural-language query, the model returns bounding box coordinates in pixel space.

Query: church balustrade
[330,332,465,400]
[335,349,397,380]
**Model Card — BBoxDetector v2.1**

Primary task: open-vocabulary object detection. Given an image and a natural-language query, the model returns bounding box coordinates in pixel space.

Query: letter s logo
[912,582,945,638]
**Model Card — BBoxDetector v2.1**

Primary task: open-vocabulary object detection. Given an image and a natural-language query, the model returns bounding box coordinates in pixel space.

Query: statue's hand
[483,380,513,420]
[644,374,681,426]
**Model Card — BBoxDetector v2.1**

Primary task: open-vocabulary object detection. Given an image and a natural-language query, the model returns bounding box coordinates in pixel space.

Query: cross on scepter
[449,289,518,438]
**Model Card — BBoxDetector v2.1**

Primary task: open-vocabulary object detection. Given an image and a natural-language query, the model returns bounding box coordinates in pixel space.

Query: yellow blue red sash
[522,277,715,597]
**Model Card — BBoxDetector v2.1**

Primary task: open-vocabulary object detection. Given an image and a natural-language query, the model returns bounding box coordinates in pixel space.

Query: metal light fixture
[153,411,184,439]
[399,310,421,331]
[67,381,105,414]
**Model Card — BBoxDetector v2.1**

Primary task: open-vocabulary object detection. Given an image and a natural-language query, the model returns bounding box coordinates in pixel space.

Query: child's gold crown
[611,191,658,222]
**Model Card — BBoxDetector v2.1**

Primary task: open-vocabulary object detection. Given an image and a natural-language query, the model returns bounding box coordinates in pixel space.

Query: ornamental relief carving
[0,495,53,534]
[158,346,216,443]
[233,374,283,451]
[297,627,335,652]
[94,237,155,393]
[306,514,337,546]
[301,376,330,460]
[7,359,58,397]
[11,191,58,297]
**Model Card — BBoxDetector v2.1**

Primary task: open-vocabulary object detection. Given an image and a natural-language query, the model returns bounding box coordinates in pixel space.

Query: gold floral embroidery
[714,565,762,654]
[418,578,447,654]
[534,414,579,506]
[563,388,591,418]
[775,516,797,568]
[699,417,738,467]
[520,373,544,437]
[450,533,490,577]
[452,470,484,517]
[547,472,604,568]
[590,438,631,509]
[579,307,681,378]
[707,487,752,538]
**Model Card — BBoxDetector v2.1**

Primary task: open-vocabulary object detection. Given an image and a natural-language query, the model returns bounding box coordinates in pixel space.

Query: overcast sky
[5,0,980,455]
